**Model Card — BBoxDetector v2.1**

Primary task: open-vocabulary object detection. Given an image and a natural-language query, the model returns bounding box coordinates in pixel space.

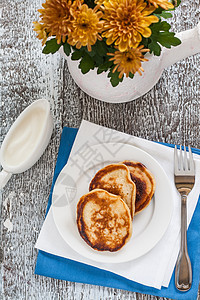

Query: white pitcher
[60,22,200,103]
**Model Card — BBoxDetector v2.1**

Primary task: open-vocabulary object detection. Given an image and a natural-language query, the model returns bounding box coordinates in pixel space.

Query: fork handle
[175,194,192,291]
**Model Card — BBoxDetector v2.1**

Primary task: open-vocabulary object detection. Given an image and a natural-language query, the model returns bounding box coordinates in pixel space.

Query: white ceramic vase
[60,22,200,103]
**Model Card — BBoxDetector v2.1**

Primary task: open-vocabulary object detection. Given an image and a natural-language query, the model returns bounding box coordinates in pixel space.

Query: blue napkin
[35,127,200,300]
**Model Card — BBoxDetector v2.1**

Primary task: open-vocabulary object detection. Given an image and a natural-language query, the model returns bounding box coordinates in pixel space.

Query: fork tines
[174,145,195,176]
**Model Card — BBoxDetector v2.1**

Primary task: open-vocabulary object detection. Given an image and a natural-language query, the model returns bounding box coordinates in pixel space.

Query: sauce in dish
[0,99,53,189]
[4,107,46,167]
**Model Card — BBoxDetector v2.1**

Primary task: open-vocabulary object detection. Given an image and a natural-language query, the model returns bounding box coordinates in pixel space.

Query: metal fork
[174,145,195,291]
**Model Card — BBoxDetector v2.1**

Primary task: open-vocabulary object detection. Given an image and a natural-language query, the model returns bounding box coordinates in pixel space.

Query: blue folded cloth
[35,127,200,300]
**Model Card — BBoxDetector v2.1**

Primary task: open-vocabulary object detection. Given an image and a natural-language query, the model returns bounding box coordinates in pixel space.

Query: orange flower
[33,22,48,45]
[38,0,82,44]
[68,4,104,51]
[147,0,174,10]
[108,46,149,78]
[94,0,109,5]
[102,0,159,52]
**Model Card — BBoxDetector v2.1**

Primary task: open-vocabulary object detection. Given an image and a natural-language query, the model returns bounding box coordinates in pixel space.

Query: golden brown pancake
[77,189,132,252]
[122,161,156,214]
[89,163,136,219]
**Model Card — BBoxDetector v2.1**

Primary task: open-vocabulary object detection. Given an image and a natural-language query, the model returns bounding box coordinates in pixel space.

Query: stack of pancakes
[77,161,156,252]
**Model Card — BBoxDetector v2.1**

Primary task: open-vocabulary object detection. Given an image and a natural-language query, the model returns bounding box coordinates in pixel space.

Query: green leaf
[93,55,104,66]
[148,40,161,56]
[97,61,113,74]
[159,11,173,19]
[42,38,61,54]
[141,37,150,48]
[108,69,124,87]
[84,47,97,57]
[106,46,116,53]
[63,42,71,56]
[129,72,134,79]
[71,50,84,60]
[145,20,181,54]
[79,53,95,74]
[97,69,104,74]
[94,40,108,57]
[155,11,173,20]
[151,21,171,32]
[153,7,164,15]
[170,36,181,46]
[157,32,181,48]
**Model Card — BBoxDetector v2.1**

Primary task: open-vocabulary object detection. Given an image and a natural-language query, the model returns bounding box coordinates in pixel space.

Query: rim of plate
[52,142,173,263]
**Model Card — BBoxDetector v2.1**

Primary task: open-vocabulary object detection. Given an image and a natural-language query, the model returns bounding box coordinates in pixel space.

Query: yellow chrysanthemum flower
[94,0,109,5]
[38,0,82,44]
[33,22,48,45]
[108,46,149,78]
[68,4,104,51]
[102,0,159,52]
[147,0,174,10]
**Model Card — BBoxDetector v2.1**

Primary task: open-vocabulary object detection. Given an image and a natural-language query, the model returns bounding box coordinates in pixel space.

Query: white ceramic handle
[0,169,12,189]
[161,22,200,69]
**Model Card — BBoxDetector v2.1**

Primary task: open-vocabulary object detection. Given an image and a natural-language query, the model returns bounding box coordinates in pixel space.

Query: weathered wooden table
[1,0,200,299]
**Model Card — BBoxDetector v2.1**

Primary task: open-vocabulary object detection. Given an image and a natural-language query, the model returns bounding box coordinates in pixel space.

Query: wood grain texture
[1,0,200,299]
